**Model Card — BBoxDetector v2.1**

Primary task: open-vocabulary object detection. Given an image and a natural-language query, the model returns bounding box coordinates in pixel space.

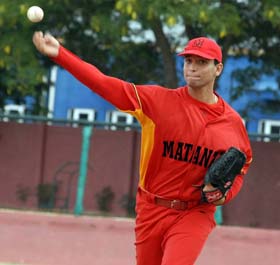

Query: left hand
[203,184,226,205]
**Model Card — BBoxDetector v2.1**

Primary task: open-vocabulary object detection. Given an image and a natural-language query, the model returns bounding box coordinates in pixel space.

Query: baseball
[27,6,44,23]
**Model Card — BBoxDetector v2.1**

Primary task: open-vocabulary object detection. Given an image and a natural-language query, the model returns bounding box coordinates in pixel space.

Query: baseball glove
[202,147,246,203]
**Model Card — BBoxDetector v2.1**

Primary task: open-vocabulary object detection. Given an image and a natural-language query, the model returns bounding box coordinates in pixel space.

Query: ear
[215,63,223,77]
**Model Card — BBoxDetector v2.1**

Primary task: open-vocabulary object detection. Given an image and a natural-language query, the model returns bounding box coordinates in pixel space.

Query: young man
[32,32,252,265]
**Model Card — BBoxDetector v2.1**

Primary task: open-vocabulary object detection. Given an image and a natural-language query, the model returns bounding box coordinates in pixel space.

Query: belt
[139,188,200,211]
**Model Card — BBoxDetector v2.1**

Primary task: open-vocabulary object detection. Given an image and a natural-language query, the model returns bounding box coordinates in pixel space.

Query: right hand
[32,31,60,58]
[202,183,226,205]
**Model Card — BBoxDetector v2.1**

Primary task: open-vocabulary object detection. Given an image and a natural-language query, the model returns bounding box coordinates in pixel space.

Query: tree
[1,0,280,113]
[0,0,48,112]
[0,0,162,112]
[114,0,280,90]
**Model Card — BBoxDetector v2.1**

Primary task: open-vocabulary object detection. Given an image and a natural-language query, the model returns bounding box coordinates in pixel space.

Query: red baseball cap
[178,37,222,63]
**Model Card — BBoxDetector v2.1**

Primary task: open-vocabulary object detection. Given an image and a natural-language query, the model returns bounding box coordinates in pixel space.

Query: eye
[198,59,207,65]
[184,57,192,64]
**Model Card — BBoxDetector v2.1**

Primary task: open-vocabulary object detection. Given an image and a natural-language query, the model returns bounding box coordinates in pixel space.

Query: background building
[2,56,280,138]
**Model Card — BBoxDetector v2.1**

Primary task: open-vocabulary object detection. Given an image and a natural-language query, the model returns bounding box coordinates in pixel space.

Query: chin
[187,81,202,89]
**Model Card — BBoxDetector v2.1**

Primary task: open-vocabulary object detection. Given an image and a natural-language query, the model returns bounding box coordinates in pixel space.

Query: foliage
[16,181,59,209]
[36,182,58,209]
[95,186,115,212]
[1,0,280,112]
[16,184,31,203]
[119,193,136,216]
[0,0,48,111]
[114,0,280,91]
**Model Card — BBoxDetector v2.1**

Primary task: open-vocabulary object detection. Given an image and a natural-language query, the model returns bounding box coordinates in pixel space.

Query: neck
[188,86,217,104]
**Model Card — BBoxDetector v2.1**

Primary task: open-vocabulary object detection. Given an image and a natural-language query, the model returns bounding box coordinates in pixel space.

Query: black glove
[202,147,246,203]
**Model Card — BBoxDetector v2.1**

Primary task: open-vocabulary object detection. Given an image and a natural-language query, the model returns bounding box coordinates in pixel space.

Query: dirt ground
[0,209,279,265]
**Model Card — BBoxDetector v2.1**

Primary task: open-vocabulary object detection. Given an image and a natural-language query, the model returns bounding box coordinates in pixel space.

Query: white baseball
[27,6,44,23]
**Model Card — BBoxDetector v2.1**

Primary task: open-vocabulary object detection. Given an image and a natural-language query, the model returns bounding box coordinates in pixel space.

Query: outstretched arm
[32,32,140,111]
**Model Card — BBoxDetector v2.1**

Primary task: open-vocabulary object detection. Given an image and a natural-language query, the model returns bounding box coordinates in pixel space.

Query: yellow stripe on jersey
[132,83,142,110]
[124,108,155,189]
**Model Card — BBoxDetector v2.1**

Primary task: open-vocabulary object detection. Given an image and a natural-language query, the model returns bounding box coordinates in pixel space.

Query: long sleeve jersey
[52,46,253,204]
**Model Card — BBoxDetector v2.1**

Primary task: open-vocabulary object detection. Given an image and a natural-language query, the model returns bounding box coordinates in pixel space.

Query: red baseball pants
[135,189,216,265]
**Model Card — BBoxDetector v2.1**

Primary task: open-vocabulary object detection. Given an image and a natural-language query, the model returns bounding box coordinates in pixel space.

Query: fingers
[32,31,44,53]
[32,31,44,47]
[44,33,59,47]
[44,33,53,43]
[212,196,226,205]
[32,31,59,57]
[32,31,41,43]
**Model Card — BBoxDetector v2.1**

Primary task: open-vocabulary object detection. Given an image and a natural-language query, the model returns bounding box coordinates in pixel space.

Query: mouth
[186,75,200,80]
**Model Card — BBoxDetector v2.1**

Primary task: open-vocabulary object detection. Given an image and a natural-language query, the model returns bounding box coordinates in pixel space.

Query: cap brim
[177,50,215,60]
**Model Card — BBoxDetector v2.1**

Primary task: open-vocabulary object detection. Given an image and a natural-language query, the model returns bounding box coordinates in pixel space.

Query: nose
[188,62,197,71]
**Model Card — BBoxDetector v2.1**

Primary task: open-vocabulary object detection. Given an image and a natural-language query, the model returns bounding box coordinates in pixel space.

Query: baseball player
[32,32,252,265]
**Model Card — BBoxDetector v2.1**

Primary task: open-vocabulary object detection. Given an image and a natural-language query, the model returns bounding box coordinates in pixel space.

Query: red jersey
[53,46,252,204]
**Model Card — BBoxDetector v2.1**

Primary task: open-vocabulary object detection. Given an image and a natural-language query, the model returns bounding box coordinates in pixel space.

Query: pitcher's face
[183,55,223,89]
